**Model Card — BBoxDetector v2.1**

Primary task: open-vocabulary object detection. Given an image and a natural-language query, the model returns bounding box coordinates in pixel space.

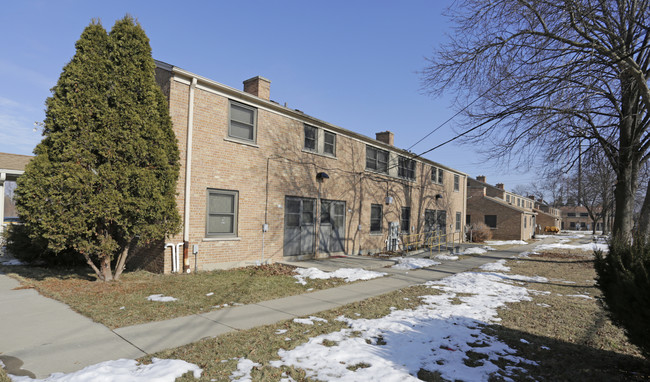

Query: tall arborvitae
[15,17,180,281]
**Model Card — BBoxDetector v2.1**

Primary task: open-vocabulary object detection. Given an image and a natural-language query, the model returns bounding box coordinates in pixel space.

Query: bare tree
[423,0,650,241]
[575,148,616,234]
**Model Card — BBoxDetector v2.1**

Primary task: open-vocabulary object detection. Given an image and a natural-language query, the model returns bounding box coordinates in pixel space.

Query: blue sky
[0,0,541,190]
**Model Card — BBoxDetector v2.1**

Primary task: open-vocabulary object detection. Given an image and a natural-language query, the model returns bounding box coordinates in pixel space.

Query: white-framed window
[398,156,416,180]
[206,189,239,237]
[455,211,462,232]
[453,174,460,192]
[303,124,336,157]
[304,124,317,151]
[366,145,389,174]
[431,167,444,184]
[229,101,257,142]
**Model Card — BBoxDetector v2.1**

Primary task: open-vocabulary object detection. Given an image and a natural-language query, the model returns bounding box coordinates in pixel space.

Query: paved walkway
[0,238,555,378]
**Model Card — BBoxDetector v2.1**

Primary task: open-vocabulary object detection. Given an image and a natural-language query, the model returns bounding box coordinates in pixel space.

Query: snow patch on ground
[294,316,328,325]
[229,358,261,382]
[433,254,459,261]
[567,294,593,299]
[534,243,608,252]
[391,257,441,270]
[147,294,177,302]
[272,264,540,381]
[462,247,488,255]
[485,240,528,246]
[9,358,201,382]
[479,260,510,272]
[293,268,386,285]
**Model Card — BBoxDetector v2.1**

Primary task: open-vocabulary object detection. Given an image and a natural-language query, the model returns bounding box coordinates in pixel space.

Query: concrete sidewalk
[0,239,551,378]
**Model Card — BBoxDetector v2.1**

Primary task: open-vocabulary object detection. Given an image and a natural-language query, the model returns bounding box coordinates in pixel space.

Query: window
[517,199,521,207]
[324,131,336,155]
[370,204,382,233]
[567,212,576,217]
[207,189,238,237]
[524,215,527,228]
[431,167,444,184]
[454,174,460,192]
[398,156,416,180]
[366,146,389,174]
[580,212,589,217]
[506,195,511,203]
[304,124,317,151]
[304,124,337,156]
[570,221,576,228]
[401,207,411,233]
[229,101,256,142]
[484,215,497,228]
[455,212,462,232]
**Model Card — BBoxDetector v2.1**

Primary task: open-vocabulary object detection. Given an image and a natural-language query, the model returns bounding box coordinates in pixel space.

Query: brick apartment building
[560,206,603,231]
[466,176,537,241]
[132,61,468,273]
[531,198,562,233]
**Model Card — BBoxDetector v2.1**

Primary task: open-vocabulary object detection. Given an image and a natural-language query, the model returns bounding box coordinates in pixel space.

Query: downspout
[183,77,197,273]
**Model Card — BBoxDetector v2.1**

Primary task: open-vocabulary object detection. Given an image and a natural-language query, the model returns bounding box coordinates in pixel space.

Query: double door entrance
[284,196,346,257]
[424,209,447,240]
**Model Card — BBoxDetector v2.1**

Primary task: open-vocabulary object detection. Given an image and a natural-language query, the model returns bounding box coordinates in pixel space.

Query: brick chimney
[376,131,394,146]
[476,175,486,183]
[243,76,271,100]
[496,183,505,190]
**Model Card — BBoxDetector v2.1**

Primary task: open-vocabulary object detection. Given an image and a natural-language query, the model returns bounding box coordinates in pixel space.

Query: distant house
[531,198,562,233]
[560,206,603,231]
[0,152,33,232]
[466,176,537,241]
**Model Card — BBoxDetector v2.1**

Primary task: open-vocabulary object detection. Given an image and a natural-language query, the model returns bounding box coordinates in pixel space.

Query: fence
[399,231,463,254]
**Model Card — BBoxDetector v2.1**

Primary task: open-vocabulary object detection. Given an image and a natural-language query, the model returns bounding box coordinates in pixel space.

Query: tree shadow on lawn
[0,263,98,282]
[484,324,650,382]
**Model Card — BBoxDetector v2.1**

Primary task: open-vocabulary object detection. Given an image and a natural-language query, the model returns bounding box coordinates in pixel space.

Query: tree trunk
[637,179,650,241]
[113,242,131,281]
[100,255,114,282]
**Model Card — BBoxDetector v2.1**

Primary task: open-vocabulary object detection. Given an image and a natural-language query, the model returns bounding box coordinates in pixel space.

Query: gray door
[284,197,315,257]
[424,209,436,242]
[319,200,346,254]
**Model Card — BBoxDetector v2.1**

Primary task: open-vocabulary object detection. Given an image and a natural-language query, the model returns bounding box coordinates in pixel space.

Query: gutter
[182,77,197,273]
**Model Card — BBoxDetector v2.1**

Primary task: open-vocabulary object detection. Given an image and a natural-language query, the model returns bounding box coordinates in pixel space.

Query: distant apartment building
[129,62,469,273]
[466,176,536,241]
[530,198,562,232]
[560,206,603,231]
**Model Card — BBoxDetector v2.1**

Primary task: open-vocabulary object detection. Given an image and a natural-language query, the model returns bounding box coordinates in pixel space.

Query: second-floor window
[229,101,257,142]
[304,125,317,151]
[454,174,460,192]
[303,124,337,157]
[431,167,444,184]
[324,131,336,155]
[366,146,389,174]
[398,156,415,180]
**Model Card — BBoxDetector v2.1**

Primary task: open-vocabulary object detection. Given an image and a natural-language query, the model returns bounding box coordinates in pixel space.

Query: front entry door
[319,199,346,254]
[284,196,315,257]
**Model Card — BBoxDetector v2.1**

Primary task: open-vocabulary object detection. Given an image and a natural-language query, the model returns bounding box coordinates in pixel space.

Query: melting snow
[293,316,328,325]
[534,243,608,252]
[293,268,386,285]
[485,240,528,246]
[391,257,440,270]
[0,259,24,265]
[9,358,201,382]
[272,263,541,381]
[462,247,488,255]
[147,294,177,302]
[433,254,459,260]
[229,358,260,382]
[479,260,510,272]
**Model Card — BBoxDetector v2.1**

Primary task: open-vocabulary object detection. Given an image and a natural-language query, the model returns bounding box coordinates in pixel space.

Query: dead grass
[485,251,650,381]
[0,263,354,329]
[143,250,650,381]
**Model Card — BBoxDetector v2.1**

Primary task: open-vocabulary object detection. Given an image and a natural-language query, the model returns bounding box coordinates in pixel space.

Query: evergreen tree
[16,17,180,281]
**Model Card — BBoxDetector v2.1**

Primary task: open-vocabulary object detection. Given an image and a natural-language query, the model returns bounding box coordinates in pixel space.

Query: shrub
[594,237,650,359]
[3,223,83,266]
[469,222,492,242]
